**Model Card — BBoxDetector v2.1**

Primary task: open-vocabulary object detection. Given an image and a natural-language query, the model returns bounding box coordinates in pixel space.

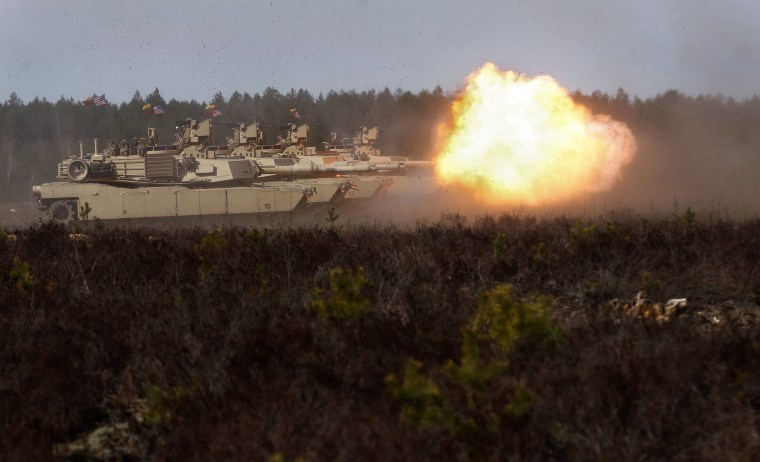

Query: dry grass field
[1,212,759,460]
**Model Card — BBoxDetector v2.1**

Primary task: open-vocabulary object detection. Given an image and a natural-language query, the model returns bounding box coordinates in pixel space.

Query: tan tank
[32,119,435,225]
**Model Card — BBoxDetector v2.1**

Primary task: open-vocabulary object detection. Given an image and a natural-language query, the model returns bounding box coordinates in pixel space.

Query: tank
[32,119,435,225]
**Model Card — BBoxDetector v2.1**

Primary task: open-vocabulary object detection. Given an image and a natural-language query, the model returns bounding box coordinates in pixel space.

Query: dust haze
[428,87,760,221]
[594,93,760,219]
[375,92,760,225]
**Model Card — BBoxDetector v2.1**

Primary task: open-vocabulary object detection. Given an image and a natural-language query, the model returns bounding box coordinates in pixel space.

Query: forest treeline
[0,87,449,201]
[2,87,760,208]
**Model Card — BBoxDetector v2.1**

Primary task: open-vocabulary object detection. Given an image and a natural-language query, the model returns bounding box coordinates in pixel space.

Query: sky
[2,0,760,104]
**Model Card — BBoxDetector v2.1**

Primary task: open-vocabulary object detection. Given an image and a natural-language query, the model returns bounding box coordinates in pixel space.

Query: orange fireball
[435,63,636,206]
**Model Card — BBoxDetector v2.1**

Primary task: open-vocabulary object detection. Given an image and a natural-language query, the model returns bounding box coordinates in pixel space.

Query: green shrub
[388,284,559,440]
[533,241,548,261]
[268,452,307,462]
[197,228,226,277]
[444,330,505,399]
[605,220,621,235]
[310,267,369,319]
[248,228,269,247]
[492,232,507,261]
[680,207,697,228]
[570,220,597,249]
[198,228,225,251]
[325,207,340,226]
[10,256,36,295]
[144,385,190,428]
[468,284,562,354]
[385,359,455,429]
[79,201,92,221]
[503,386,536,428]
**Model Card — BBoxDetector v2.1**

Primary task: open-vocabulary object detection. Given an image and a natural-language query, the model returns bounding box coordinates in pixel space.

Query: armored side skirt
[34,182,309,220]
[33,175,438,224]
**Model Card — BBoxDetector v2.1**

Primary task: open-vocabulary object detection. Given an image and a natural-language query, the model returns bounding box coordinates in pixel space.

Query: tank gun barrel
[257,124,295,130]
[404,160,434,168]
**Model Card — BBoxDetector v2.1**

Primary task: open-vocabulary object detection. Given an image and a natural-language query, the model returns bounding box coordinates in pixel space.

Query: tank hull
[33,175,438,224]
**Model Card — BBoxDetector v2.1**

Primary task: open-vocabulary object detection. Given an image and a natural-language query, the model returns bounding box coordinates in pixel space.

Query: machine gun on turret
[225,121,311,157]
[174,119,213,156]
[277,123,314,156]
[352,126,380,159]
